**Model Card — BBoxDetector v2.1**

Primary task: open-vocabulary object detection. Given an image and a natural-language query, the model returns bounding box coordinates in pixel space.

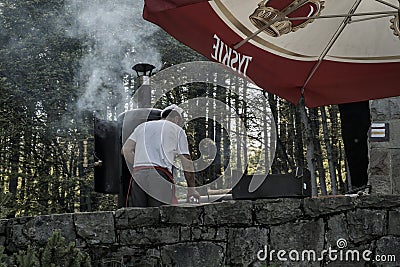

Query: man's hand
[187,187,201,203]
[179,154,200,203]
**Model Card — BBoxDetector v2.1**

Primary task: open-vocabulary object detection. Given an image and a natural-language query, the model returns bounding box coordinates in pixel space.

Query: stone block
[0,220,7,247]
[270,219,325,250]
[389,121,400,148]
[347,209,386,243]
[140,248,162,266]
[192,227,227,242]
[7,214,75,252]
[160,242,225,267]
[5,217,31,251]
[119,227,180,246]
[326,262,365,267]
[254,198,303,225]
[29,214,76,245]
[368,175,392,195]
[303,196,355,217]
[74,211,115,245]
[269,219,324,267]
[393,176,400,195]
[326,214,350,248]
[115,207,159,229]
[160,204,203,225]
[388,209,400,235]
[203,200,253,226]
[324,243,373,267]
[355,195,400,208]
[368,149,390,176]
[368,140,389,150]
[89,246,161,267]
[226,227,269,266]
[391,150,400,179]
[180,226,191,242]
[370,99,390,121]
[0,220,6,235]
[375,236,400,267]
[388,97,400,119]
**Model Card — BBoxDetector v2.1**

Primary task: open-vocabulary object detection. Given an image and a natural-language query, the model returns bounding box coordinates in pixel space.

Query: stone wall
[1,196,400,266]
[369,97,400,194]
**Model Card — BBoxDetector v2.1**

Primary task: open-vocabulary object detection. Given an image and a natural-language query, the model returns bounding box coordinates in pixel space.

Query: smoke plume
[64,0,161,114]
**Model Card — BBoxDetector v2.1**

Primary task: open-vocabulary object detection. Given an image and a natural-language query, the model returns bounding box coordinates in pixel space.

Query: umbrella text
[211,34,252,77]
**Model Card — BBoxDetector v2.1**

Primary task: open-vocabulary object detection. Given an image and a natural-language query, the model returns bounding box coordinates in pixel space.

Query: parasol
[143,0,400,107]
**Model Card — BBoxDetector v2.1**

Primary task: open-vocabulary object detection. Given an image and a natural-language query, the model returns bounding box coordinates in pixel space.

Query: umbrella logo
[249,0,325,37]
[390,14,400,38]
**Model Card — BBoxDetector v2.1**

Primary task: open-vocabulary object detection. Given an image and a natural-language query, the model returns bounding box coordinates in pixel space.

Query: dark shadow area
[338,101,371,188]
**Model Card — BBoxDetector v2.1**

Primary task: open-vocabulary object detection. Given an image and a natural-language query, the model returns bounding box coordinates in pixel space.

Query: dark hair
[161,109,182,119]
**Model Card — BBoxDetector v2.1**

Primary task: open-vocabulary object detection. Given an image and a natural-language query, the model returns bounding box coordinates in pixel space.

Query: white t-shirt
[128,120,190,172]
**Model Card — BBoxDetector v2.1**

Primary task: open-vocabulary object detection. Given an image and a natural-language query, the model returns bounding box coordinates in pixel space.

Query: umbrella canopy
[143,0,400,107]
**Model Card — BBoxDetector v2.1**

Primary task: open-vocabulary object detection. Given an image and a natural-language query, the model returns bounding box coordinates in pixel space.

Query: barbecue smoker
[93,64,312,206]
[93,63,161,207]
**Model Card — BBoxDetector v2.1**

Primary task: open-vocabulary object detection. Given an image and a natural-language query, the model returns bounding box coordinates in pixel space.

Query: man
[122,104,200,207]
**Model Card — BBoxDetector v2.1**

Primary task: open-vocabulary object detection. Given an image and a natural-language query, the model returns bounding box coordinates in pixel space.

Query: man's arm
[179,154,201,201]
[122,139,136,166]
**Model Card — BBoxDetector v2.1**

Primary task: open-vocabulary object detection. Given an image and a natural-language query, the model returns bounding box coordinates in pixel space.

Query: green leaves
[13,246,40,267]
[41,230,91,267]
[1,230,91,267]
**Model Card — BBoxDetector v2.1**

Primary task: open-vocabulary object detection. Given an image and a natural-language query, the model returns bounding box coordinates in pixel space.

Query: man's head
[161,104,184,125]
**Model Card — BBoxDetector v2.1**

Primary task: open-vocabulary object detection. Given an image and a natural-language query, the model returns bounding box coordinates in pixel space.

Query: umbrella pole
[374,0,400,11]
[298,96,318,197]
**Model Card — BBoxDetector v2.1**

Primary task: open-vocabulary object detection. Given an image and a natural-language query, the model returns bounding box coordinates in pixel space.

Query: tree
[0,0,353,218]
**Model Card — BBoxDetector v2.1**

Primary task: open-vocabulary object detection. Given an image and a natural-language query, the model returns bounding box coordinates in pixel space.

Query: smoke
[64,0,161,114]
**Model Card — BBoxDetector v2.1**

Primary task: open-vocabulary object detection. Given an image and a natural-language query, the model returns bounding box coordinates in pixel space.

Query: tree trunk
[299,99,318,197]
[234,80,242,173]
[242,82,248,173]
[8,136,19,194]
[310,108,327,196]
[215,85,224,188]
[320,106,338,194]
[329,106,346,193]
[262,95,270,173]
[268,94,280,173]
[294,104,305,169]
[223,87,232,188]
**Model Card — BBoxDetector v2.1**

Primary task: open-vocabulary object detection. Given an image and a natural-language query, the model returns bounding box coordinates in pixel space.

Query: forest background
[0,0,351,218]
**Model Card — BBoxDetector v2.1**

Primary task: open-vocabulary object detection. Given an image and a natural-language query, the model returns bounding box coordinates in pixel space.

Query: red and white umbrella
[143,0,400,107]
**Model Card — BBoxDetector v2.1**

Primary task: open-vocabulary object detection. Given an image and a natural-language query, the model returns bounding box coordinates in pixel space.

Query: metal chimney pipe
[133,63,156,108]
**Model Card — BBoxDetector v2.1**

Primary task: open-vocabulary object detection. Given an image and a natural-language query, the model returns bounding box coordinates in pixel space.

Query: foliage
[40,230,91,267]
[0,246,7,267]
[0,185,13,218]
[13,246,39,267]
[0,230,91,267]
[0,0,105,216]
